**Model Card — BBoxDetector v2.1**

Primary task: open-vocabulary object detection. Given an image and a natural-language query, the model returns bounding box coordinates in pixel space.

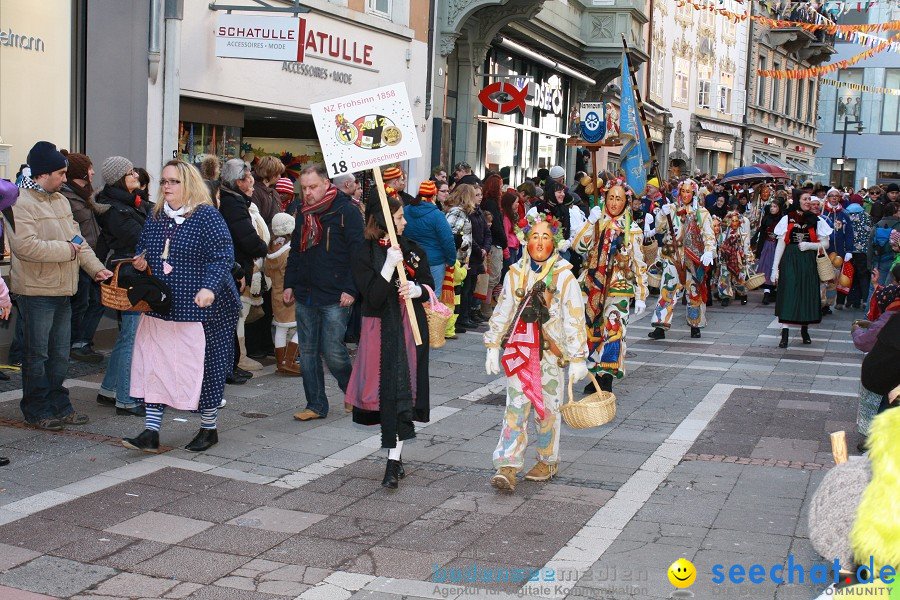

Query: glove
[486,347,501,375]
[644,222,655,237]
[770,267,778,284]
[661,203,673,216]
[380,245,404,281]
[701,251,714,266]
[400,281,422,299]
[250,271,261,295]
[844,252,853,262]
[558,239,572,252]
[633,299,646,316]
[644,214,654,227]
[798,241,820,252]
[771,238,785,284]
[569,361,589,382]
[588,205,604,224]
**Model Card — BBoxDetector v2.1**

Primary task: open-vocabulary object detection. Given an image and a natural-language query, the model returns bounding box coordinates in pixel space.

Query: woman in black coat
[346,194,433,489]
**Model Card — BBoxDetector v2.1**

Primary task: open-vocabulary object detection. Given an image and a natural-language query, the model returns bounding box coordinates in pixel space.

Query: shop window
[485,123,517,173]
[771,62,780,112]
[674,58,690,105]
[178,122,242,164]
[607,155,620,176]
[698,64,712,109]
[366,0,391,19]
[536,135,556,171]
[835,69,864,129]
[831,158,856,189]
[882,70,900,133]
[877,160,900,184]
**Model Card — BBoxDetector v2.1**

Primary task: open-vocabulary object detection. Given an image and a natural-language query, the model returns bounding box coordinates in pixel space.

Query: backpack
[873,225,895,258]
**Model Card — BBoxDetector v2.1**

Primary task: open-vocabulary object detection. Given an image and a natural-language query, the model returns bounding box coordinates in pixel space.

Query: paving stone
[268,490,358,514]
[261,537,368,569]
[750,437,820,463]
[94,539,170,570]
[436,492,525,516]
[0,555,117,597]
[91,572,178,597]
[301,515,402,546]
[0,516,97,552]
[132,467,229,493]
[157,494,256,524]
[205,479,288,505]
[50,531,138,563]
[105,511,214,544]
[180,586,282,600]
[346,546,456,580]
[0,543,41,572]
[0,586,60,600]
[227,506,326,534]
[164,582,205,598]
[132,546,250,584]
[337,497,431,523]
[181,524,291,556]
[46,484,192,530]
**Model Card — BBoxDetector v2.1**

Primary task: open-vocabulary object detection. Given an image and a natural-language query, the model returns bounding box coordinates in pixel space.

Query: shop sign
[579,102,607,143]
[0,27,45,52]
[216,15,299,61]
[478,82,527,114]
[281,61,353,85]
[514,77,563,115]
[311,82,421,178]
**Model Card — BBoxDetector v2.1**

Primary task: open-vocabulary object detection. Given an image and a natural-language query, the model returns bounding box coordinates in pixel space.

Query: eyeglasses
[160,179,181,187]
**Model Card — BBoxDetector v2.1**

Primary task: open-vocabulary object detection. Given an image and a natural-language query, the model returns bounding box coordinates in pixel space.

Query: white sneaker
[218,399,227,409]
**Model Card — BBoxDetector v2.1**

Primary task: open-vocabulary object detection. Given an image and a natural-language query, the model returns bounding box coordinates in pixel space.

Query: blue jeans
[100,312,141,408]
[7,302,24,365]
[295,302,353,417]
[429,264,446,297]
[70,270,106,348]
[870,255,895,299]
[18,295,74,422]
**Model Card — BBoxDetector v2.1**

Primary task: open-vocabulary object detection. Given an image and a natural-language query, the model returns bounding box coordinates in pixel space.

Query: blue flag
[619,52,649,195]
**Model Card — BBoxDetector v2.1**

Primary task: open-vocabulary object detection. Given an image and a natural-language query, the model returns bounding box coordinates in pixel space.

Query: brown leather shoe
[293,409,323,421]
[524,462,558,482]
[490,466,518,492]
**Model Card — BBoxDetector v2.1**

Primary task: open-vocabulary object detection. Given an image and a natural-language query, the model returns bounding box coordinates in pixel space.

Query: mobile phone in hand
[71,235,84,245]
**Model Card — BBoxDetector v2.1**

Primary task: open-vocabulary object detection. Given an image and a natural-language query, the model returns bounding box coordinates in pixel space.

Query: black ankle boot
[648,327,666,340]
[185,428,218,452]
[598,374,613,393]
[122,429,160,453]
[801,326,811,345]
[739,295,748,305]
[778,328,789,348]
[690,327,701,338]
[382,459,401,489]
[721,298,731,307]
[0,457,9,466]
[762,291,771,305]
[397,459,406,479]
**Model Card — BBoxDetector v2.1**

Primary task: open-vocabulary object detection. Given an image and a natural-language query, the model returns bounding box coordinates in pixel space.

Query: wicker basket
[561,372,616,429]
[647,268,662,289]
[641,240,658,267]
[422,284,452,349]
[100,260,153,312]
[745,273,766,290]
[816,248,835,282]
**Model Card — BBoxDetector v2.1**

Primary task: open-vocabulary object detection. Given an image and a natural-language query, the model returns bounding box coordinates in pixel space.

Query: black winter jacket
[218,185,268,279]
[97,186,146,264]
[481,196,507,250]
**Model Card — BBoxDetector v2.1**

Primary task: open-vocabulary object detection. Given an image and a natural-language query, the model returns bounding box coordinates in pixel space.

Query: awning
[785,158,825,177]
[698,121,742,138]
[753,154,798,173]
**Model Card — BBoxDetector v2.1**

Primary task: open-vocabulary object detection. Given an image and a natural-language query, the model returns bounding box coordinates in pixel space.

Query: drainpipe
[425,0,436,120]
[162,0,183,162]
[149,0,161,83]
[740,2,754,165]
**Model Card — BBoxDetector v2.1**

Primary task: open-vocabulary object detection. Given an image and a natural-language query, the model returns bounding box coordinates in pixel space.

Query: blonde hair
[449,183,476,214]
[153,160,214,218]
[255,156,285,182]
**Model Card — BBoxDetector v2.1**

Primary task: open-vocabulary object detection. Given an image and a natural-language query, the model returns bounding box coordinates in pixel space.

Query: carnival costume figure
[573,184,648,392]
[484,215,588,492]
[821,188,855,311]
[648,180,717,339]
[771,192,833,347]
[717,209,749,306]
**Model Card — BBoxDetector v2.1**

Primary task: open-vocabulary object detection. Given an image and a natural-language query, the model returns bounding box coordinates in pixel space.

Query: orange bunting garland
[756,32,900,79]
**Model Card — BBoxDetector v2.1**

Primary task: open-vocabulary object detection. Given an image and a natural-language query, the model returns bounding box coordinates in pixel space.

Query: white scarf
[163,202,186,224]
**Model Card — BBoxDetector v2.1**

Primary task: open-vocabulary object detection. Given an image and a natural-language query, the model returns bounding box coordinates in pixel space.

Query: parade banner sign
[579,102,607,143]
[311,83,421,179]
[215,15,300,61]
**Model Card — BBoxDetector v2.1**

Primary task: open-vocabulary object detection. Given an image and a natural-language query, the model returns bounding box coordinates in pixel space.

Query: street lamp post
[839,115,863,189]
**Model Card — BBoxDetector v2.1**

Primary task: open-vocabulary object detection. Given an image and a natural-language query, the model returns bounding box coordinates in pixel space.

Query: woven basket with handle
[816,248,835,282]
[422,284,452,349]
[745,273,766,290]
[641,240,658,267]
[560,372,616,429]
[100,260,153,312]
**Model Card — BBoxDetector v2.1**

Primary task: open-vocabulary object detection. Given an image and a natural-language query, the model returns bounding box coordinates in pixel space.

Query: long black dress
[774,210,831,325]
[346,237,433,448]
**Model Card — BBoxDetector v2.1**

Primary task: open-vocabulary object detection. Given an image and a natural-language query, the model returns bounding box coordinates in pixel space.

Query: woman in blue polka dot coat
[121,160,241,453]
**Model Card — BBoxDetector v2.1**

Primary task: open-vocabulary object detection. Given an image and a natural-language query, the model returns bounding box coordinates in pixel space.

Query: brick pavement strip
[0,289,867,599]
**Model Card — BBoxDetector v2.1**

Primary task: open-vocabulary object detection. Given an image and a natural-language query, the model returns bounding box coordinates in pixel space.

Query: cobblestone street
[0,289,865,599]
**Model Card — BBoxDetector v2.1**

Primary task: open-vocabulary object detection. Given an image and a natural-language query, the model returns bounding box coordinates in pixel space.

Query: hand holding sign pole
[311,83,423,345]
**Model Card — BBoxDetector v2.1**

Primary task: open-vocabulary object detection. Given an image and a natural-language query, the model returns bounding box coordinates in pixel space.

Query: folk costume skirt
[775,244,822,326]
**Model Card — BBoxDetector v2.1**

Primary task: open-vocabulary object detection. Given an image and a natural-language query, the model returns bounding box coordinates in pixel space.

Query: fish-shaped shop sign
[478,82,528,115]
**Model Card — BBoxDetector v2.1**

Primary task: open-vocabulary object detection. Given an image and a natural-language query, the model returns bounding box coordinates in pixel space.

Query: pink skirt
[130,315,206,410]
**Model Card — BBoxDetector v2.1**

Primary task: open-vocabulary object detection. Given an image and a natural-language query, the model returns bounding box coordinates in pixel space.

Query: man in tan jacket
[7,141,112,430]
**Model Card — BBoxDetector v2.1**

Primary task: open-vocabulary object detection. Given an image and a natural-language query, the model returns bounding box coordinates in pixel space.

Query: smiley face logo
[668,559,696,588]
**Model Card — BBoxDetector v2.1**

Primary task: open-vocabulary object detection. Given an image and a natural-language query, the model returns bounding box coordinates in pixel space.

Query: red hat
[275,177,294,195]
[382,166,403,181]
[849,193,864,205]
[418,180,437,197]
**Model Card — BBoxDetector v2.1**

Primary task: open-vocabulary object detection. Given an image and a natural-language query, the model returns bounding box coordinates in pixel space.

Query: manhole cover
[475,394,506,406]
[240,412,270,419]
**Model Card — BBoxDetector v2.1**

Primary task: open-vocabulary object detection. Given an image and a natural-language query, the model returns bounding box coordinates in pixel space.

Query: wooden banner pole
[372,168,423,346]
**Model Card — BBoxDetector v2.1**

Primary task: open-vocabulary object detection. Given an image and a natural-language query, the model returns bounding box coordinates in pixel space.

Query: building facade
[741,1,832,180]
[813,3,900,190]
[648,0,750,179]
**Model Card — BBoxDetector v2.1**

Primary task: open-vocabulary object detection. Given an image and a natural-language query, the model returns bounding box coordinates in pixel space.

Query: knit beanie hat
[0,179,19,211]
[27,141,68,178]
[275,177,294,195]
[101,156,134,185]
[887,183,900,194]
[418,180,437,197]
[60,150,92,181]
[271,212,296,237]
[549,165,565,180]
[382,166,402,181]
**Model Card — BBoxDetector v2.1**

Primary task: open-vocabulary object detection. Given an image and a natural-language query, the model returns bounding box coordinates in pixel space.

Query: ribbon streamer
[757,32,900,78]
[821,77,900,95]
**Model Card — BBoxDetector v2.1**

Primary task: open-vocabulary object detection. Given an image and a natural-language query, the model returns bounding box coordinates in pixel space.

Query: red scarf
[299,186,338,252]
